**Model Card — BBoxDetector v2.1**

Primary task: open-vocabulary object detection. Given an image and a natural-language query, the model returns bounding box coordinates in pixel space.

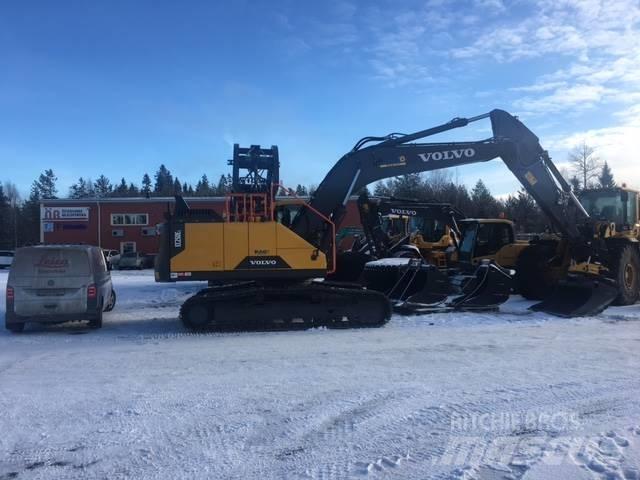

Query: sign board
[42,207,89,222]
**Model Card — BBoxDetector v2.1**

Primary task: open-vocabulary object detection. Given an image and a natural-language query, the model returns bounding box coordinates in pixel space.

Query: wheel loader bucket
[402,262,450,306]
[448,261,513,310]
[529,274,618,318]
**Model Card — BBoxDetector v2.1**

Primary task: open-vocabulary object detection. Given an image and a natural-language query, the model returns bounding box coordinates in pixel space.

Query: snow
[366,258,412,267]
[0,270,639,479]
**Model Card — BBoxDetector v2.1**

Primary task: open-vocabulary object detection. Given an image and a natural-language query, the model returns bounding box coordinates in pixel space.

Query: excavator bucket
[400,261,450,306]
[364,258,513,313]
[529,274,618,318]
[363,258,449,310]
[328,251,373,282]
[448,261,514,310]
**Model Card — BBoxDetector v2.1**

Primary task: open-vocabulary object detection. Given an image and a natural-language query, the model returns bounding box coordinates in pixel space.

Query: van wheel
[88,308,103,329]
[104,290,116,312]
[6,322,25,333]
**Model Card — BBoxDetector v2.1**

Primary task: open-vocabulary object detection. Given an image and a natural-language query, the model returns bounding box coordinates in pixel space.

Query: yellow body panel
[491,242,529,268]
[171,221,326,273]
[248,223,277,256]
[224,223,249,269]
[171,223,225,271]
[276,222,327,270]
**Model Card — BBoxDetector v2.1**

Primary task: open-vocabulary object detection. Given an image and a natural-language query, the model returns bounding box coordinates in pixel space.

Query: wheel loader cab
[578,188,640,230]
[457,220,516,266]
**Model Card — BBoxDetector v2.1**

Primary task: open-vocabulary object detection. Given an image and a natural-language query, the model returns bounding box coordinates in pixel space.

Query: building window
[111,213,148,226]
[121,242,136,254]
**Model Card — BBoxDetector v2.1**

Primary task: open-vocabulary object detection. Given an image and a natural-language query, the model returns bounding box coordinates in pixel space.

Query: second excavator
[155,109,625,330]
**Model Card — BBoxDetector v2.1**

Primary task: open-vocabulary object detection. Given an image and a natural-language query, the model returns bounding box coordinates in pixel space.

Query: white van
[0,250,14,269]
[5,245,116,332]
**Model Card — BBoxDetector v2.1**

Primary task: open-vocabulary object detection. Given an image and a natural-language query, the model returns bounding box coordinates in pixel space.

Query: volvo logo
[249,259,277,266]
[390,208,417,216]
[418,148,475,163]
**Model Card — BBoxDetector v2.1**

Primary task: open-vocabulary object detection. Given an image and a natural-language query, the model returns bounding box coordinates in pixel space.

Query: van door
[90,247,112,309]
[10,248,91,316]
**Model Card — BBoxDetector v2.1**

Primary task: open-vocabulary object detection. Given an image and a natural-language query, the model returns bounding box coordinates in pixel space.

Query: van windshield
[12,248,90,276]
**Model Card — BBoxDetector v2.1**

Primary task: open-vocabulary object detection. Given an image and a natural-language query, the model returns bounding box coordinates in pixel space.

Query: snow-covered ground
[0,270,639,480]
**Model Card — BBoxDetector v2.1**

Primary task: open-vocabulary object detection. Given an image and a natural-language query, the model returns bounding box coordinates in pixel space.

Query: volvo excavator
[155,109,624,330]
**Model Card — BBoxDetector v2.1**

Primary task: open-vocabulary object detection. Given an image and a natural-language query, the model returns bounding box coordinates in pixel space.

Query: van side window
[92,248,106,272]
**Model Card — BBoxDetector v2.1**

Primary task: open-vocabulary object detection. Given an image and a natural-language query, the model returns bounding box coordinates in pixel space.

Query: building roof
[39,195,318,205]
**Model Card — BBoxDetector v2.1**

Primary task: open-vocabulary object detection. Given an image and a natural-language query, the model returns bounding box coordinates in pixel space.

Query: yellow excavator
[156,109,629,329]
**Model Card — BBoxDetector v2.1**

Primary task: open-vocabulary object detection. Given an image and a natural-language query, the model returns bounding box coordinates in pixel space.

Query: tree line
[0,142,620,248]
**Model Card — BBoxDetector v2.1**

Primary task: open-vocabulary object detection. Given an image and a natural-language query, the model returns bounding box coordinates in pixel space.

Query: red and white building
[40,197,363,254]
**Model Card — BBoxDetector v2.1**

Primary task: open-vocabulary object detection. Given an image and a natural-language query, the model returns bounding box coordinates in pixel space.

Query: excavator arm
[293,110,590,262]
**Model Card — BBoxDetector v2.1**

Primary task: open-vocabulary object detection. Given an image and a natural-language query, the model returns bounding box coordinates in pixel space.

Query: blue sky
[1,0,639,198]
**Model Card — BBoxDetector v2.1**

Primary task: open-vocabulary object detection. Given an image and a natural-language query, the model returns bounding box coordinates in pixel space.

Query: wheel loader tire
[610,245,640,306]
[515,245,556,300]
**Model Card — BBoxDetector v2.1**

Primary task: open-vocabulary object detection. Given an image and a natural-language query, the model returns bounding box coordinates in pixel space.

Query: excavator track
[179,281,392,331]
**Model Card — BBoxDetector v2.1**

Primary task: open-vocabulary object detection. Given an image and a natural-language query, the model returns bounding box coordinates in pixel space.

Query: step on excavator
[156,109,628,330]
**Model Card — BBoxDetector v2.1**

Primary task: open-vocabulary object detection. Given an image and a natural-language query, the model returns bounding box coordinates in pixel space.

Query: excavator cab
[457,220,517,265]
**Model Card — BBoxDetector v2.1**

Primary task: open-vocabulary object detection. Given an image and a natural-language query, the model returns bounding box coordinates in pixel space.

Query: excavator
[354,195,465,267]
[339,195,529,296]
[155,109,625,329]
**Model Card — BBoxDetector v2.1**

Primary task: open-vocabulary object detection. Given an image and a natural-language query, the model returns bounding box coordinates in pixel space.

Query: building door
[120,241,136,254]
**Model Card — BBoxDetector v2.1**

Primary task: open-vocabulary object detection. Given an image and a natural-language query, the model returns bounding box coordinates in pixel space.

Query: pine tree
[470,179,500,217]
[173,177,183,195]
[196,174,211,196]
[3,182,19,249]
[154,165,174,196]
[141,173,152,197]
[0,184,11,249]
[68,177,94,198]
[373,181,392,197]
[569,175,582,192]
[392,174,423,199]
[32,169,58,199]
[93,175,112,198]
[216,174,230,194]
[504,188,544,233]
[20,183,43,246]
[128,182,139,196]
[598,161,615,188]
[113,178,129,197]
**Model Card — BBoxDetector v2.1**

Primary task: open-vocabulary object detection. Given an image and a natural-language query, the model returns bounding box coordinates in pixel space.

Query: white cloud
[514,84,610,113]
[545,104,640,186]
[509,81,567,93]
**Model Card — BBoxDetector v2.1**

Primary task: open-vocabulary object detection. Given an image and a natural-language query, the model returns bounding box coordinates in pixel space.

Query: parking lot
[1,270,639,479]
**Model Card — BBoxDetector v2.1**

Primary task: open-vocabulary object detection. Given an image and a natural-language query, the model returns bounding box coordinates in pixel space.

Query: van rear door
[10,248,92,316]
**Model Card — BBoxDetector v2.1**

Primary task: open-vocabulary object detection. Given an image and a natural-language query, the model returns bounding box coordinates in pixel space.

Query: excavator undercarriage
[179,281,390,331]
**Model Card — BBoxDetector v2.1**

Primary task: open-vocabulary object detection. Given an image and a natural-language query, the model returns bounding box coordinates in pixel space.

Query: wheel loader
[155,109,627,330]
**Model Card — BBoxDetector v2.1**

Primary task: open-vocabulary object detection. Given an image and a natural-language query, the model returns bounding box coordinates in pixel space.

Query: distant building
[40,196,363,254]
